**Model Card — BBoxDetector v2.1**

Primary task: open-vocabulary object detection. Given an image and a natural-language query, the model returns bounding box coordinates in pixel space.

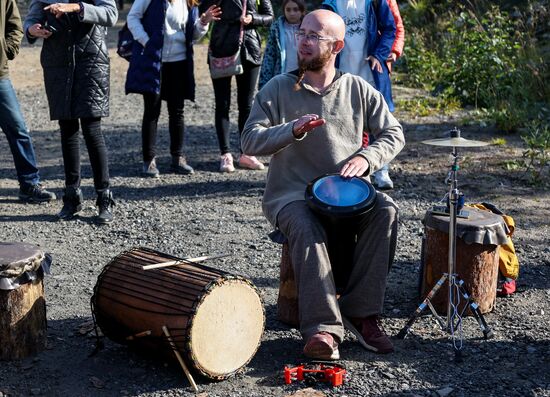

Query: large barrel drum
[91,248,265,380]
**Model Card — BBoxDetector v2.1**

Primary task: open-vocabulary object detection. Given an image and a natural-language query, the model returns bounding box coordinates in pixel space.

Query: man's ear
[332,39,345,54]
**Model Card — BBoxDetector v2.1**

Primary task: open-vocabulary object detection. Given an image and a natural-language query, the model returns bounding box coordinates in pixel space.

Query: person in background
[242,10,404,360]
[321,0,397,190]
[385,0,404,73]
[200,0,273,172]
[24,0,118,224]
[126,0,221,178]
[258,0,306,90]
[365,0,404,189]
[1,0,56,204]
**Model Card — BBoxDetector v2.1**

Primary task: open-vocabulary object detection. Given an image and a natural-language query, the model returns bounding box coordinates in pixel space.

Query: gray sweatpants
[276,193,398,343]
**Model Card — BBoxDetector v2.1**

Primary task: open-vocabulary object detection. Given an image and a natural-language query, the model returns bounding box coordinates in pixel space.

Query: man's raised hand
[292,114,326,138]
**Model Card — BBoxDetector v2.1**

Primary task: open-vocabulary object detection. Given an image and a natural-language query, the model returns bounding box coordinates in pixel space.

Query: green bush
[520,118,550,183]
[400,1,549,131]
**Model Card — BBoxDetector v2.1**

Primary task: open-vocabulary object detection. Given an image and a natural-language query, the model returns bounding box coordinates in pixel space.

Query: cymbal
[421,136,490,147]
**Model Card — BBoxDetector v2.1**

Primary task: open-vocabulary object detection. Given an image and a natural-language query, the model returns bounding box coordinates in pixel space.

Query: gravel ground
[1,12,549,397]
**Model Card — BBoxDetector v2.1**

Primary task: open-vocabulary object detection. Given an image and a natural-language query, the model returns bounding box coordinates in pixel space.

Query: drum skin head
[189,278,265,378]
[305,174,377,219]
[0,242,45,278]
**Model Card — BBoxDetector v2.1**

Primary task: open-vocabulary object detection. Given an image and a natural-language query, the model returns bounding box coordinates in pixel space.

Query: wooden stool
[0,242,48,360]
[277,242,299,327]
[277,233,356,327]
[420,207,509,314]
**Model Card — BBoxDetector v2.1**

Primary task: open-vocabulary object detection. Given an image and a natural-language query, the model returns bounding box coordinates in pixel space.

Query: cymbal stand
[396,146,493,361]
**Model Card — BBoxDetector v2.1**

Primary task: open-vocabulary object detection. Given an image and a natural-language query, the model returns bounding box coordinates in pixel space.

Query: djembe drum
[0,242,50,360]
[421,206,509,314]
[91,248,264,380]
[277,174,378,326]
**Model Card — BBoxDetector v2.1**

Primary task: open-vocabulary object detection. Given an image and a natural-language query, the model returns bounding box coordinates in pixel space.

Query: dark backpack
[117,23,134,61]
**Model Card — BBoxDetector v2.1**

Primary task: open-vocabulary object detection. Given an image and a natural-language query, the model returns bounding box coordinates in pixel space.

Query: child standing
[258,0,306,90]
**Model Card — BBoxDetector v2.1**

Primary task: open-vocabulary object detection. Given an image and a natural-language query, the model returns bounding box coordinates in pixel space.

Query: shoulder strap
[238,0,247,44]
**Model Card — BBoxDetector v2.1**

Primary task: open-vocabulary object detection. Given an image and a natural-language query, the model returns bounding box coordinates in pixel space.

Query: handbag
[117,22,134,61]
[208,0,246,79]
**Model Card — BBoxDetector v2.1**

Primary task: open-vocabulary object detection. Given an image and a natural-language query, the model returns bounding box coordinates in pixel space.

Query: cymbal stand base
[396,274,493,340]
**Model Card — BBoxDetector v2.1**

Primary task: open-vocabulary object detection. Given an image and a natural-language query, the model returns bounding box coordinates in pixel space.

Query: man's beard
[294,48,332,90]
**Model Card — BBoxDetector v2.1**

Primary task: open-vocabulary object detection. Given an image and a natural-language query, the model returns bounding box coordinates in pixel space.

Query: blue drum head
[313,176,371,207]
[305,174,377,219]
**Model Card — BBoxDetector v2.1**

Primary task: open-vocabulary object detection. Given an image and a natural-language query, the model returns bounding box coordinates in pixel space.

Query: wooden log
[276,234,356,328]
[0,278,47,360]
[277,242,300,327]
[421,225,499,314]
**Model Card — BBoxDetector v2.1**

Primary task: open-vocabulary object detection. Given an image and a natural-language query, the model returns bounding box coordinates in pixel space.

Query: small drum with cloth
[421,207,509,314]
[91,248,265,380]
[277,175,377,326]
[0,242,51,360]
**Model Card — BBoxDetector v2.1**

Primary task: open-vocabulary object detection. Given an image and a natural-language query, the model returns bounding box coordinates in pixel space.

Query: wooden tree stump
[277,242,299,327]
[0,278,47,360]
[276,236,354,328]
[421,225,500,315]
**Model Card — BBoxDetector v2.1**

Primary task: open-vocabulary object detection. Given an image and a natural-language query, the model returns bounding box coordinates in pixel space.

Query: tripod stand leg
[456,279,494,339]
[396,274,448,339]
[427,300,446,329]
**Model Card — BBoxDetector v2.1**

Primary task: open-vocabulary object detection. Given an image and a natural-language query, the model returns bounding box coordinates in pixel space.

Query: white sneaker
[219,153,235,173]
[373,168,394,190]
[238,154,265,170]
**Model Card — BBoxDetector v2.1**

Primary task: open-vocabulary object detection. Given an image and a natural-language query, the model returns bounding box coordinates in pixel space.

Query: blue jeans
[0,78,40,188]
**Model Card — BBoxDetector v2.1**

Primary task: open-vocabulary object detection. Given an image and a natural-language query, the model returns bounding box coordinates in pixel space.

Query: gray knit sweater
[241,71,405,227]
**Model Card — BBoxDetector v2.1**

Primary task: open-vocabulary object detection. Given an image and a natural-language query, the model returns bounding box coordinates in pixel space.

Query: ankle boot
[170,155,194,175]
[96,190,115,224]
[57,187,83,220]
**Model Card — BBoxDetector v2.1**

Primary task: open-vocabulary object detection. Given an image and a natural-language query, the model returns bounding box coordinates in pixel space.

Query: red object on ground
[497,279,516,297]
[284,362,346,387]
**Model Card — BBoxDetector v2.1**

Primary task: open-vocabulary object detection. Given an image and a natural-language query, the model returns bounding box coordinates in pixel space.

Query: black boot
[96,190,115,224]
[57,187,83,220]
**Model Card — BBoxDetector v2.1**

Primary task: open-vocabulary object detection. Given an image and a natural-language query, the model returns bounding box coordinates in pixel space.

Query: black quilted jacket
[200,0,273,65]
[39,12,110,121]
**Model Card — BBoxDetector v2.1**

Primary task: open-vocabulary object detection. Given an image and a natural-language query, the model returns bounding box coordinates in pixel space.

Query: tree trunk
[0,279,47,360]
[277,243,300,327]
[421,225,500,314]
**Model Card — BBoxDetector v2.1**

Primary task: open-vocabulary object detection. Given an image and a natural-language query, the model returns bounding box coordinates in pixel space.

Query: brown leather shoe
[303,332,340,360]
[343,315,394,353]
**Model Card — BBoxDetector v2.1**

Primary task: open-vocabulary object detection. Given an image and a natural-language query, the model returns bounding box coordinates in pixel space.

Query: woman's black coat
[200,0,273,65]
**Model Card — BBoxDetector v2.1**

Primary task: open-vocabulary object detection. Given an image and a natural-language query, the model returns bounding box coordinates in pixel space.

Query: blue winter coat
[125,0,198,100]
[321,0,395,111]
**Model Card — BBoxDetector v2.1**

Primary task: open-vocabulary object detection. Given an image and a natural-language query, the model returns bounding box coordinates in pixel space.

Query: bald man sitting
[242,10,404,360]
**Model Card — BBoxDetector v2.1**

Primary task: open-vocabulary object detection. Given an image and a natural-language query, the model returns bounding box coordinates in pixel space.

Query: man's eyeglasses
[294,31,335,44]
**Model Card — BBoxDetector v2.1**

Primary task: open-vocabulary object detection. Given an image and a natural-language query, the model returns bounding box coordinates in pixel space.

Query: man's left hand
[340,155,369,178]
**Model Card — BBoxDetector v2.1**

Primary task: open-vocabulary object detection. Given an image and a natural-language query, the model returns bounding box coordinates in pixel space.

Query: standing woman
[126,0,221,178]
[24,0,118,224]
[200,0,273,172]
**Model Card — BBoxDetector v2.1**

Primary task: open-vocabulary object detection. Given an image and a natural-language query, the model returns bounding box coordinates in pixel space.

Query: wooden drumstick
[125,330,151,341]
[142,253,230,270]
[162,325,199,392]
